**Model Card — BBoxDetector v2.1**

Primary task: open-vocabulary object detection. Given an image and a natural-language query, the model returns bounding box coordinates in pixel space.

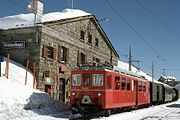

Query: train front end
[70,66,105,114]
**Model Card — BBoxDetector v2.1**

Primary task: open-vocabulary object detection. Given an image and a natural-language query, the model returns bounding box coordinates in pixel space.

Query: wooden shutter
[53,48,56,60]
[77,50,80,66]
[42,45,48,59]
[66,48,69,64]
[58,46,61,62]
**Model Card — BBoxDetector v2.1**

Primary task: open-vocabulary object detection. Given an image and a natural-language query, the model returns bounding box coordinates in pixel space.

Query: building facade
[0,14,119,102]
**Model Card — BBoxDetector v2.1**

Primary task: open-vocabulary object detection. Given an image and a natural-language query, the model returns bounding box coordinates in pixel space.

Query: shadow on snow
[167,104,180,108]
[24,92,71,119]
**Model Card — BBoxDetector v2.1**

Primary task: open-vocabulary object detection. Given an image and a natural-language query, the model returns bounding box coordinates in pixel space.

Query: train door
[134,80,138,106]
[45,85,52,94]
[59,78,66,102]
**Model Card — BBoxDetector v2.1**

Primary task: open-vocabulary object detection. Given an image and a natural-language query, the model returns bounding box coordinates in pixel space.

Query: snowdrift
[0,59,69,120]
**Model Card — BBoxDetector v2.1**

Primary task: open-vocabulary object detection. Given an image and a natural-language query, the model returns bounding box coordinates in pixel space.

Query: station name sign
[3,41,25,49]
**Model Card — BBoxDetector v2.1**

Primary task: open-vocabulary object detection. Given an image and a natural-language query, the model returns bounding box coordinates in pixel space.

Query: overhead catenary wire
[7,0,89,41]
[135,0,180,40]
[104,0,166,62]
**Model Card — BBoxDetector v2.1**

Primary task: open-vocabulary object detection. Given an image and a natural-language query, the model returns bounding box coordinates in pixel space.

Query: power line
[104,0,166,62]
[136,0,180,40]
[7,0,86,41]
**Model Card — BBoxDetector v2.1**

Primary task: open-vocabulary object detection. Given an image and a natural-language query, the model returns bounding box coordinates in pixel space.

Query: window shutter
[43,45,48,59]
[66,48,69,64]
[58,46,61,62]
[77,50,80,66]
[53,48,56,60]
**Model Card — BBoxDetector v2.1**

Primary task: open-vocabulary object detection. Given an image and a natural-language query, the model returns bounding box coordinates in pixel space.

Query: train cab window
[72,74,82,86]
[92,74,104,87]
[121,77,126,90]
[127,79,131,91]
[138,82,142,91]
[106,75,112,89]
[83,74,90,87]
[115,76,120,90]
[143,82,146,91]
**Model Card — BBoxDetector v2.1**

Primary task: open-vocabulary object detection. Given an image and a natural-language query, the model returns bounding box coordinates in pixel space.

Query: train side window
[115,76,120,90]
[106,75,112,89]
[83,74,90,87]
[127,79,131,91]
[121,77,126,90]
[132,80,134,91]
[72,74,82,86]
[143,82,146,91]
[138,82,142,91]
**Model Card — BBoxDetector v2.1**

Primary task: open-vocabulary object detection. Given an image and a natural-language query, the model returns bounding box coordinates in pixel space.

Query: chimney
[28,0,43,15]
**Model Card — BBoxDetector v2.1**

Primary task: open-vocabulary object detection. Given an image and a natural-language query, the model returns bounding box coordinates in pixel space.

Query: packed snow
[0,58,70,120]
[0,9,91,29]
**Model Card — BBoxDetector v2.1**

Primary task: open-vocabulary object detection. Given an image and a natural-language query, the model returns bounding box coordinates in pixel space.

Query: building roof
[159,75,176,80]
[0,9,90,30]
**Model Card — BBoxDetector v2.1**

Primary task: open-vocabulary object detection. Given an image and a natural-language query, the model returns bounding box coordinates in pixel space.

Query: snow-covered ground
[0,59,70,120]
[0,59,180,120]
[93,99,180,120]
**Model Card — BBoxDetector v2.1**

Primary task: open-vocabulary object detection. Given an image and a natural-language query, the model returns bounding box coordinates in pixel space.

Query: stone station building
[0,9,119,102]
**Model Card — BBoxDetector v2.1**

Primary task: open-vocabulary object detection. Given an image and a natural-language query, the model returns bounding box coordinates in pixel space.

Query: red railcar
[70,65,150,114]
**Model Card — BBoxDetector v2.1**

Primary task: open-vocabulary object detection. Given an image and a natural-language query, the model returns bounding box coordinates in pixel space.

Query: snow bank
[1,58,34,87]
[0,77,69,120]
[0,8,91,29]
[0,59,69,120]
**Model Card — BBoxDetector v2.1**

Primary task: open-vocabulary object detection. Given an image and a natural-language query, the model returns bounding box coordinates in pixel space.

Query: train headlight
[72,92,76,96]
[97,92,102,97]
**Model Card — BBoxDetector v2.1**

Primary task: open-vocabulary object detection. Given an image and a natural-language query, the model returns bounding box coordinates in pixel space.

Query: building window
[80,53,86,65]
[96,58,100,63]
[95,38,99,47]
[80,30,85,40]
[77,51,86,66]
[47,46,54,59]
[58,46,69,64]
[88,34,92,44]
[42,45,56,60]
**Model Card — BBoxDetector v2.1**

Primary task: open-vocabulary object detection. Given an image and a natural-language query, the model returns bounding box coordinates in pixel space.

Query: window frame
[95,38,99,47]
[72,74,82,87]
[92,74,104,87]
[80,30,85,40]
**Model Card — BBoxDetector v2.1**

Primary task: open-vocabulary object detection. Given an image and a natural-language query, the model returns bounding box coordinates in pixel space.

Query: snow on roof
[117,61,160,83]
[0,8,91,30]
[161,75,176,80]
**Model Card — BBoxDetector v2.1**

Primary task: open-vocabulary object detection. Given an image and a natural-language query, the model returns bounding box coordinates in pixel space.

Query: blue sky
[0,0,180,80]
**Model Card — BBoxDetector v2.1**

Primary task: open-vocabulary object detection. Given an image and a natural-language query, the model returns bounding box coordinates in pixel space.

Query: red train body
[70,65,150,114]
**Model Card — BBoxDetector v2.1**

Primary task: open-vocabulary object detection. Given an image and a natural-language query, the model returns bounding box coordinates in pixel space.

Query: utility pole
[128,46,132,71]
[71,0,74,9]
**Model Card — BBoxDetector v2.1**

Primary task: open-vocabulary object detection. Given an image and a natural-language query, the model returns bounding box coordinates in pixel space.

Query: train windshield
[72,74,82,86]
[92,74,104,87]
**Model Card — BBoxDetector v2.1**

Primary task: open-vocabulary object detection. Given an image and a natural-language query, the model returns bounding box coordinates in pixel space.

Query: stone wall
[0,16,119,102]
